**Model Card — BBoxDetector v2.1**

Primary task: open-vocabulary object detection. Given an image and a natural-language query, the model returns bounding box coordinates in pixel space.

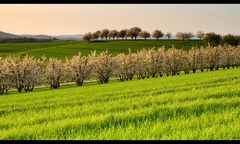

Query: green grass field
[0,40,206,59]
[0,68,239,140]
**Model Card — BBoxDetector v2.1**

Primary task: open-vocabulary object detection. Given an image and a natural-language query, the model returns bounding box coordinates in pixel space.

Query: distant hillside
[0,31,53,39]
[0,31,20,39]
[53,34,83,40]
[20,34,52,39]
[0,31,83,40]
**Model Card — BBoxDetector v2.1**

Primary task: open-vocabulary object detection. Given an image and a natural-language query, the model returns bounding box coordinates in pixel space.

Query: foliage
[92,50,114,84]
[100,29,110,40]
[165,32,172,40]
[92,31,101,41]
[65,52,94,86]
[196,31,205,40]
[113,49,137,81]
[44,58,63,89]
[152,30,164,40]
[83,32,92,42]
[108,30,118,40]
[222,34,239,46]
[140,31,150,40]
[176,32,194,41]
[118,29,128,40]
[204,32,222,47]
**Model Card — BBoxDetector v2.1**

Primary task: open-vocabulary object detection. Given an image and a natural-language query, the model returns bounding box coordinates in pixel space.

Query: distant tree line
[1,45,240,95]
[83,27,240,47]
[0,37,59,43]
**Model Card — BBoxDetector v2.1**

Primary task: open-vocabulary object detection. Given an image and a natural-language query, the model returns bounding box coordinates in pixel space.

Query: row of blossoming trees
[1,45,240,95]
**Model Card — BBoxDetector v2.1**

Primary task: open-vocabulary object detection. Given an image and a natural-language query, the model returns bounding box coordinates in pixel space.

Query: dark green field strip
[0,40,206,59]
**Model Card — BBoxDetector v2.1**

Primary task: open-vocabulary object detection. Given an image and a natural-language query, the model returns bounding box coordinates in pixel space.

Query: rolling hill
[53,34,83,40]
[0,40,206,59]
[0,31,83,40]
[0,31,20,39]
[20,34,52,39]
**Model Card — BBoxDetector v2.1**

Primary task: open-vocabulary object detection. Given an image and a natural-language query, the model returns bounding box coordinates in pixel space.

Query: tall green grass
[0,68,239,140]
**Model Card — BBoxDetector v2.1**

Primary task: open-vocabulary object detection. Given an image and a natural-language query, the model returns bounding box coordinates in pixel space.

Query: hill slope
[20,34,52,39]
[0,68,239,140]
[53,34,83,40]
[0,31,83,40]
[0,40,206,59]
[0,31,20,38]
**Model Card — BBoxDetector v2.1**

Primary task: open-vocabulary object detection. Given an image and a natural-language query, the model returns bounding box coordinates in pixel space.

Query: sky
[0,4,240,36]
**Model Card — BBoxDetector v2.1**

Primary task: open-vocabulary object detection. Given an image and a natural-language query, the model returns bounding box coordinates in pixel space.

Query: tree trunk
[153,74,156,78]
[137,75,141,79]
[0,87,3,94]
[5,88,9,94]
[98,78,104,84]
[51,82,60,89]
[17,87,22,92]
[30,84,34,91]
[104,78,109,83]
[76,79,83,86]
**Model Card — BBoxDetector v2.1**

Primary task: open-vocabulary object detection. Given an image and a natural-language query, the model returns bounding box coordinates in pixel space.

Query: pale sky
[0,4,240,35]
